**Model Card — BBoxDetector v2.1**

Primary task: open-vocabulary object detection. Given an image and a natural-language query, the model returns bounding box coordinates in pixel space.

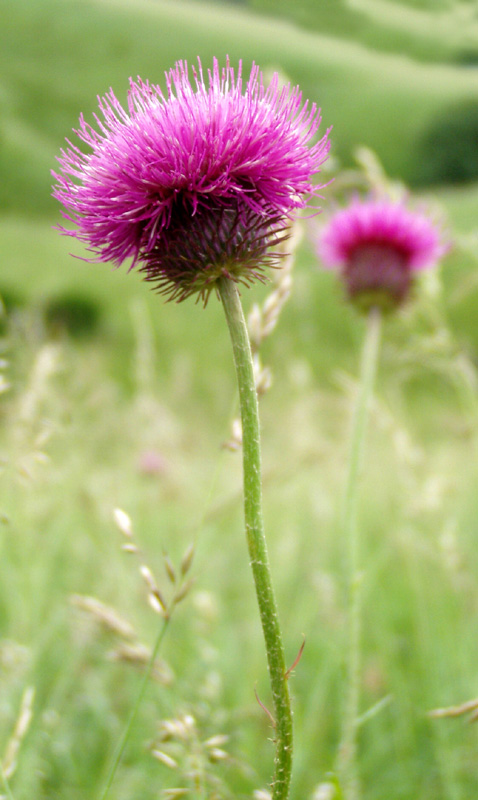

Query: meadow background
[2,0,478,798]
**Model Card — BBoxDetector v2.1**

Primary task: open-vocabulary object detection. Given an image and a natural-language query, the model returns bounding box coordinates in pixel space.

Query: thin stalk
[337,305,382,799]
[1,771,16,800]
[98,616,170,800]
[218,277,293,800]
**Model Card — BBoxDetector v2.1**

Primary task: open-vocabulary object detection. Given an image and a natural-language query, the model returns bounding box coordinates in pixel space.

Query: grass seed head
[180,543,195,577]
[70,594,136,640]
[164,553,177,584]
[152,750,179,769]
[113,507,133,537]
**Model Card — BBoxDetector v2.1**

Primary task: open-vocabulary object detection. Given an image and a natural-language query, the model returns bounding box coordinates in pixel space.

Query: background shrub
[414,100,478,186]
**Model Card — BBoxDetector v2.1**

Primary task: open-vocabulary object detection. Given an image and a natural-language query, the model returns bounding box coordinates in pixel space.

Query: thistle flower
[317,197,447,311]
[53,58,330,303]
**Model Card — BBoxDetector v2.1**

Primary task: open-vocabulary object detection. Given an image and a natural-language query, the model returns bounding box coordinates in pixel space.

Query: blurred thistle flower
[53,57,330,303]
[317,197,447,311]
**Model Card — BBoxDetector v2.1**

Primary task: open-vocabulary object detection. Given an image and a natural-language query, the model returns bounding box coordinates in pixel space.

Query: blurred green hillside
[2,0,478,219]
[247,0,478,64]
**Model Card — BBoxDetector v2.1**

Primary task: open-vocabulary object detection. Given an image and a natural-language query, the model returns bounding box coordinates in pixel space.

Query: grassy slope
[248,0,478,62]
[2,0,478,218]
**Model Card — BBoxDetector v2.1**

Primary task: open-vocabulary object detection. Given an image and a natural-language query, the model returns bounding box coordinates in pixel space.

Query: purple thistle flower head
[53,57,331,303]
[317,197,447,311]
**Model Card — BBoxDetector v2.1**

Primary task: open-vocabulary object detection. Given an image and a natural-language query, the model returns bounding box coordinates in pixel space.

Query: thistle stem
[337,305,382,799]
[218,277,293,800]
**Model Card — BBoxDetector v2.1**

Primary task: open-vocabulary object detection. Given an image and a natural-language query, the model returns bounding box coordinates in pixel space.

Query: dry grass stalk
[428,697,478,721]
[108,643,173,685]
[1,686,35,780]
[173,577,195,605]
[72,509,180,684]
[113,507,134,538]
[0,347,10,397]
[70,594,136,640]
[164,554,177,584]
[17,345,60,427]
[206,747,229,763]
[152,749,179,769]
[221,418,243,451]
[311,783,337,800]
[223,220,302,450]
[248,221,301,354]
[203,734,229,748]
[71,589,174,686]
[152,713,234,797]
[158,716,196,743]
[113,508,195,619]
[180,544,195,577]
[139,565,168,617]
[253,790,272,800]
[329,145,405,202]
[13,344,60,479]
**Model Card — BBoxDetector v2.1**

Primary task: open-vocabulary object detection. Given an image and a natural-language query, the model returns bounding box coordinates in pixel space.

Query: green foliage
[43,293,102,339]
[246,0,478,63]
[454,49,478,66]
[414,101,478,186]
[247,0,367,37]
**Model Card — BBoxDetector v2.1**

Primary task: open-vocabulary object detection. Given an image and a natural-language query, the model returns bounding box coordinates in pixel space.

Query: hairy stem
[337,305,382,799]
[218,277,293,800]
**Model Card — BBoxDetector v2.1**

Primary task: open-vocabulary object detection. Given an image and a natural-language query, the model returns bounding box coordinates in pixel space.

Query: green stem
[218,277,293,800]
[337,306,382,799]
[98,617,170,800]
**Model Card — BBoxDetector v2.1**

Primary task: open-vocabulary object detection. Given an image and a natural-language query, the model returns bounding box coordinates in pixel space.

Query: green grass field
[1,0,478,798]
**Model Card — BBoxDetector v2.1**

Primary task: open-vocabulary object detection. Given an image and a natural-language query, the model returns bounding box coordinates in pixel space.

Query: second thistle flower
[317,197,447,312]
[53,58,331,303]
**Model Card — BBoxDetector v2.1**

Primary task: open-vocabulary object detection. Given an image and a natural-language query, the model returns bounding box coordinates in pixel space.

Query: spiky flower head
[317,197,447,311]
[52,58,330,303]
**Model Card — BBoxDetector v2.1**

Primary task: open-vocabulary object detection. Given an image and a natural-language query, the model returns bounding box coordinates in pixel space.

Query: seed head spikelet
[53,57,330,302]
